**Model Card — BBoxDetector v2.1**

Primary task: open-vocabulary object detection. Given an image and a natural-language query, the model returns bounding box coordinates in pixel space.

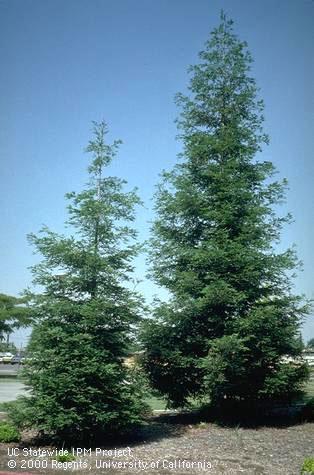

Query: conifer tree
[14,122,146,441]
[142,14,310,408]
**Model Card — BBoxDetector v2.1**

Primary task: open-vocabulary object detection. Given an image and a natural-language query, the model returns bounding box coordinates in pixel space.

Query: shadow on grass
[74,397,314,447]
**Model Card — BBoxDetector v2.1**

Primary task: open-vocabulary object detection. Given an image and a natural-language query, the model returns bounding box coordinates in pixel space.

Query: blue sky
[1,0,313,345]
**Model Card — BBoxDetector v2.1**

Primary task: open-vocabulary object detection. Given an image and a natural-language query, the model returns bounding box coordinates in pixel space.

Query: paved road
[0,379,26,403]
[0,363,20,376]
[0,364,26,403]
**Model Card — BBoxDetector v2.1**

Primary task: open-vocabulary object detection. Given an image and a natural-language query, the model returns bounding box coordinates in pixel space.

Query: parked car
[1,352,14,363]
[10,355,23,365]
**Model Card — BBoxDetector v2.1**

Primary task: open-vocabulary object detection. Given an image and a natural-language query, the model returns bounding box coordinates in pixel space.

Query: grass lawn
[305,370,314,399]
[145,395,167,411]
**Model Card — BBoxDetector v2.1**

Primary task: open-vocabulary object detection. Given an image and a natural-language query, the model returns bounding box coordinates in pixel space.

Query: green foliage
[0,421,21,443]
[142,13,310,408]
[301,458,314,474]
[305,372,314,399]
[0,341,17,353]
[0,400,18,413]
[17,122,147,442]
[197,422,208,429]
[55,453,76,462]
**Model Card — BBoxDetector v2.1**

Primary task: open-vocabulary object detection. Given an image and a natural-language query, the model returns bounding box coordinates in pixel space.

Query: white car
[1,352,14,363]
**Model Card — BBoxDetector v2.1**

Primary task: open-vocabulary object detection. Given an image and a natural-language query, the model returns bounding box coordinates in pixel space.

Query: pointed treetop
[219,9,232,25]
[175,11,267,159]
[86,121,122,176]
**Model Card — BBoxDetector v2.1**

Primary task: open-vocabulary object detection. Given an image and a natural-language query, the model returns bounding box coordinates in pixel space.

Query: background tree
[142,13,310,408]
[0,293,31,346]
[12,122,146,442]
[306,338,314,350]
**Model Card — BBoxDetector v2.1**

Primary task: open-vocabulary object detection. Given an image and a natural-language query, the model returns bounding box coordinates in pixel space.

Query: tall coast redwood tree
[142,14,310,407]
[14,122,146,441]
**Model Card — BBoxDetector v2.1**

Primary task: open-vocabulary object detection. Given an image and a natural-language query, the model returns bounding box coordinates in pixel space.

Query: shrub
[301,458,314,474]
[0,421,21,443]
[55,453,75,462]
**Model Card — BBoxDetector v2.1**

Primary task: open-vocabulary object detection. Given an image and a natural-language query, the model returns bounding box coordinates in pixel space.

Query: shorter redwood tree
[12,122,146,442]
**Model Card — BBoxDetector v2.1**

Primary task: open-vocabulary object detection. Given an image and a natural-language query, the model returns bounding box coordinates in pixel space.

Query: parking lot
[0,364,26,403]
[0,363,20,376]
